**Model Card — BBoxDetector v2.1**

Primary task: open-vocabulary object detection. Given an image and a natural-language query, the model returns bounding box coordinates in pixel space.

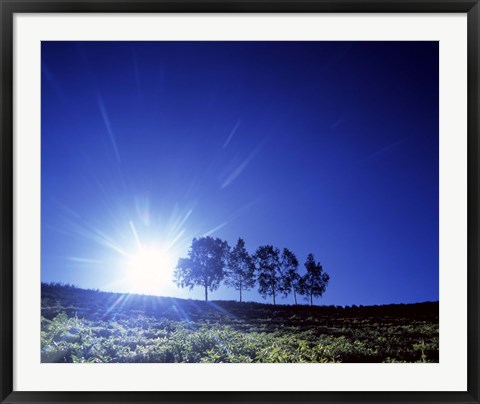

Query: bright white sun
[125,246,176,295]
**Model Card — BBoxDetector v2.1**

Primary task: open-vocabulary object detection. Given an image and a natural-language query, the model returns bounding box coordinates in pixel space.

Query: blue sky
[41,41,439,306]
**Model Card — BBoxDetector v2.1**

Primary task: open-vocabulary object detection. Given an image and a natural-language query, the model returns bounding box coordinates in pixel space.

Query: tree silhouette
[254,245,282,305]
[174,237,229,301]
[224,238,255,302]
[300,253,330,306]
[280,248,301,305]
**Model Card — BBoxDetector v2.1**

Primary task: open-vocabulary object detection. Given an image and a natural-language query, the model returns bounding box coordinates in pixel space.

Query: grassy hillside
[41,283,439,363]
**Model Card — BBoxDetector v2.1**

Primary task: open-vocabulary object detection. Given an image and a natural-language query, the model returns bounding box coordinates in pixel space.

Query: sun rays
[125,244,176,295]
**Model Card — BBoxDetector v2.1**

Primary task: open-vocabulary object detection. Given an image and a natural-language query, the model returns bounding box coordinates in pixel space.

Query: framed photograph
[1,1,479,403]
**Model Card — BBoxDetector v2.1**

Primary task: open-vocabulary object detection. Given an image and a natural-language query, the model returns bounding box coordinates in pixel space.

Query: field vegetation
[41,283,439,363]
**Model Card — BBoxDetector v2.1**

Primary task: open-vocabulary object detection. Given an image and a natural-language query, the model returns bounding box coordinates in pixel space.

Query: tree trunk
[310,293,313,306]
[239,287,242,303]
[205,286,208,302]
[294,290,297,305]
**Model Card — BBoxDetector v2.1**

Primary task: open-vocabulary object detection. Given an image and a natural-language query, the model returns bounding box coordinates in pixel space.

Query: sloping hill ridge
[41,282,438,323]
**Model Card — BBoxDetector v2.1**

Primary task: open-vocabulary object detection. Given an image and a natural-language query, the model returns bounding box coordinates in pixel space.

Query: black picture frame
[1,1,479,403]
